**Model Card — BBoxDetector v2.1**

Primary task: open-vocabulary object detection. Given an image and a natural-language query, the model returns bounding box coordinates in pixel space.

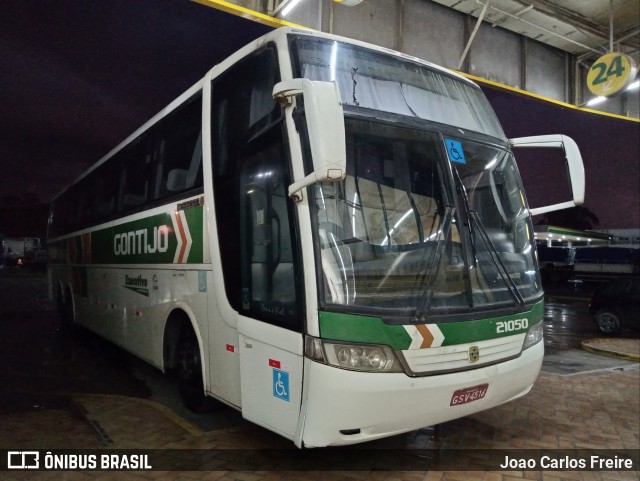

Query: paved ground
[0,269,638,480]
[582,338,640,362]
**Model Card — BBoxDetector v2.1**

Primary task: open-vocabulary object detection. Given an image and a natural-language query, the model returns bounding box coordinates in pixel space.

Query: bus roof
[52,27,480,201]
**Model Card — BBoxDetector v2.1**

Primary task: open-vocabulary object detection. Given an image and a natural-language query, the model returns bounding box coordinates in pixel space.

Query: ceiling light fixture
[627,80,640,91]
[586,96,607,106]
[282,0,303,17]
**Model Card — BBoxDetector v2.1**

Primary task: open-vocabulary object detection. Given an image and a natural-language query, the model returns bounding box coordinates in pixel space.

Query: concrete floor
[0,270,638,479]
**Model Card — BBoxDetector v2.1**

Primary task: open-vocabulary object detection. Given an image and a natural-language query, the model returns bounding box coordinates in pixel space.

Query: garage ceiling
[432,0,640,58]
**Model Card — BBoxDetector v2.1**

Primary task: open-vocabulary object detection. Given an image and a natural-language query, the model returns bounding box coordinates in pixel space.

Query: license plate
[450,383,489,406]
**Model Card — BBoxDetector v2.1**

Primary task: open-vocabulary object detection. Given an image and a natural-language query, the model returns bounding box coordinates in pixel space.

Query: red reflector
[269,359,281,369]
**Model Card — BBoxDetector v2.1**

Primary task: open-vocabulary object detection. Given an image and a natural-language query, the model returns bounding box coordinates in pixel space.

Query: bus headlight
[522,321,543,350]
[305,336,404,373]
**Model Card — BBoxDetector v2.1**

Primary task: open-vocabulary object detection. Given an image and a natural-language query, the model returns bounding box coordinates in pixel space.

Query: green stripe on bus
[318,311,413,349]
[184,206,204,264]
[319,300,544,350]
[92,213,174,264]
[85,206,204,264]
[438,301,544,345]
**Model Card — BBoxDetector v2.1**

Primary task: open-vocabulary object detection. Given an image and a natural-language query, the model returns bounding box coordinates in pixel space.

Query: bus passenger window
[156,95,203,199]
[118,136,153,212]
[93,164,119,223]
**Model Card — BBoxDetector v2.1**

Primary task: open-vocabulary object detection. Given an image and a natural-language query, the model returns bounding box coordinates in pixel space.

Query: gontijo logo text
[114,225,169,256]
[85,207,203,265]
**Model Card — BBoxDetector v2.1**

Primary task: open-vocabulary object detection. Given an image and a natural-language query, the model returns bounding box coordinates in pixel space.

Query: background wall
[242,0,639,118]
[232,0,639,230]
[482,84,639,230]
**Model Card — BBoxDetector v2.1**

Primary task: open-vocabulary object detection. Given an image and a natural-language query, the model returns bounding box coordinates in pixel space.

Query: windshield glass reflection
[313,119,542,317]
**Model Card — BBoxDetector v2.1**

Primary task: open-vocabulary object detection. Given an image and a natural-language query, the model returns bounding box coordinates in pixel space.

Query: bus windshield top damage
[290,35,541,322]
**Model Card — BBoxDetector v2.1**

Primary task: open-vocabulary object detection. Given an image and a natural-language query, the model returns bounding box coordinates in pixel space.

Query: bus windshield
[289,35,505,140]
[290,34,541,318]
[312,118,541,317]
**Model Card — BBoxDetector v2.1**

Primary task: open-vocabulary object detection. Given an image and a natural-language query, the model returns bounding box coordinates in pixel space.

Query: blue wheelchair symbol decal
[272,369,290,402]
[445,139,466,164]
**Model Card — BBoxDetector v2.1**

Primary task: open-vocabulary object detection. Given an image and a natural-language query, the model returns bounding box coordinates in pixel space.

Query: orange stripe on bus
[175,212,187,263]
[416,324,435,348]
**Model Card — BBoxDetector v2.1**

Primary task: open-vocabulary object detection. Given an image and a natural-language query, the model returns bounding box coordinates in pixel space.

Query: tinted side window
[156,95,203,200]
[49,92,204,238]
[118,134,153,212]
[212,45,302,331]
[92,162,121,223]
[50,187,78,237]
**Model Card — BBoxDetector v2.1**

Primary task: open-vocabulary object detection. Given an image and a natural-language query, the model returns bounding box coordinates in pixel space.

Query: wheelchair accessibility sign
[272,368,290,402]
[445,138,466,164]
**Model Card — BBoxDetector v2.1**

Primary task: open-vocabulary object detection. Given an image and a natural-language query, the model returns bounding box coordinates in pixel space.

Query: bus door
[236,139,304,440]
[238,319,303,440]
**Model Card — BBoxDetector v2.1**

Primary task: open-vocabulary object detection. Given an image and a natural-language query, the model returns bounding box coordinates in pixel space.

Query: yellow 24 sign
[587,53,637,97]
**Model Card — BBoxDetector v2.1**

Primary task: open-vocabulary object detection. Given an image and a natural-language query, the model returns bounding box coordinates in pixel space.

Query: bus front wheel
[177,328,209,412]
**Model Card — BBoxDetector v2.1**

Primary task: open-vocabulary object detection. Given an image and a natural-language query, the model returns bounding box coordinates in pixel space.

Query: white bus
[48,27,585,448]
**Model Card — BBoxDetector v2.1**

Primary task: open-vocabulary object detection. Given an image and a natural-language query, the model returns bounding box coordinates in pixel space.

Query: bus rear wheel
[58,286,75,332]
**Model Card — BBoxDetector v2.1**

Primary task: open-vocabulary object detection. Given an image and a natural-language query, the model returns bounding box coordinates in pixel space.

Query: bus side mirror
[273,79,346,200]
[509,134,585,216]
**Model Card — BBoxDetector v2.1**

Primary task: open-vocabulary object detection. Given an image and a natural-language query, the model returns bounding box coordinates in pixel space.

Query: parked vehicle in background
[537,245,575,283]
[2,237,46,269]
[589,278,640,335]
[575,247,640,275]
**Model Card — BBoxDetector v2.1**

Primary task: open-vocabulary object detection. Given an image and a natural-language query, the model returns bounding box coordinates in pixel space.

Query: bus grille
[400,334,526,375]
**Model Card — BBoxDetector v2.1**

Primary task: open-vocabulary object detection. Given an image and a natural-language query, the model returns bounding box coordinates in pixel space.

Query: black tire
[59,287,75,333]
[176,328,210,412]
[595,309,621,335]
[56,287,65,317]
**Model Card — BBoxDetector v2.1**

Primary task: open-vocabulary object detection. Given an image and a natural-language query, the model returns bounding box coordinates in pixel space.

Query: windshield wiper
[411,205,454,322]
[452,166,524,306]
[451,168,477,259]
[468,211,524,306]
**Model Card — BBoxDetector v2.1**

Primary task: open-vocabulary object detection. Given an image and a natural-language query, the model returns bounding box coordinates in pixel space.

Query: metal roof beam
[476,0,603,55]
[521,0,614,40]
